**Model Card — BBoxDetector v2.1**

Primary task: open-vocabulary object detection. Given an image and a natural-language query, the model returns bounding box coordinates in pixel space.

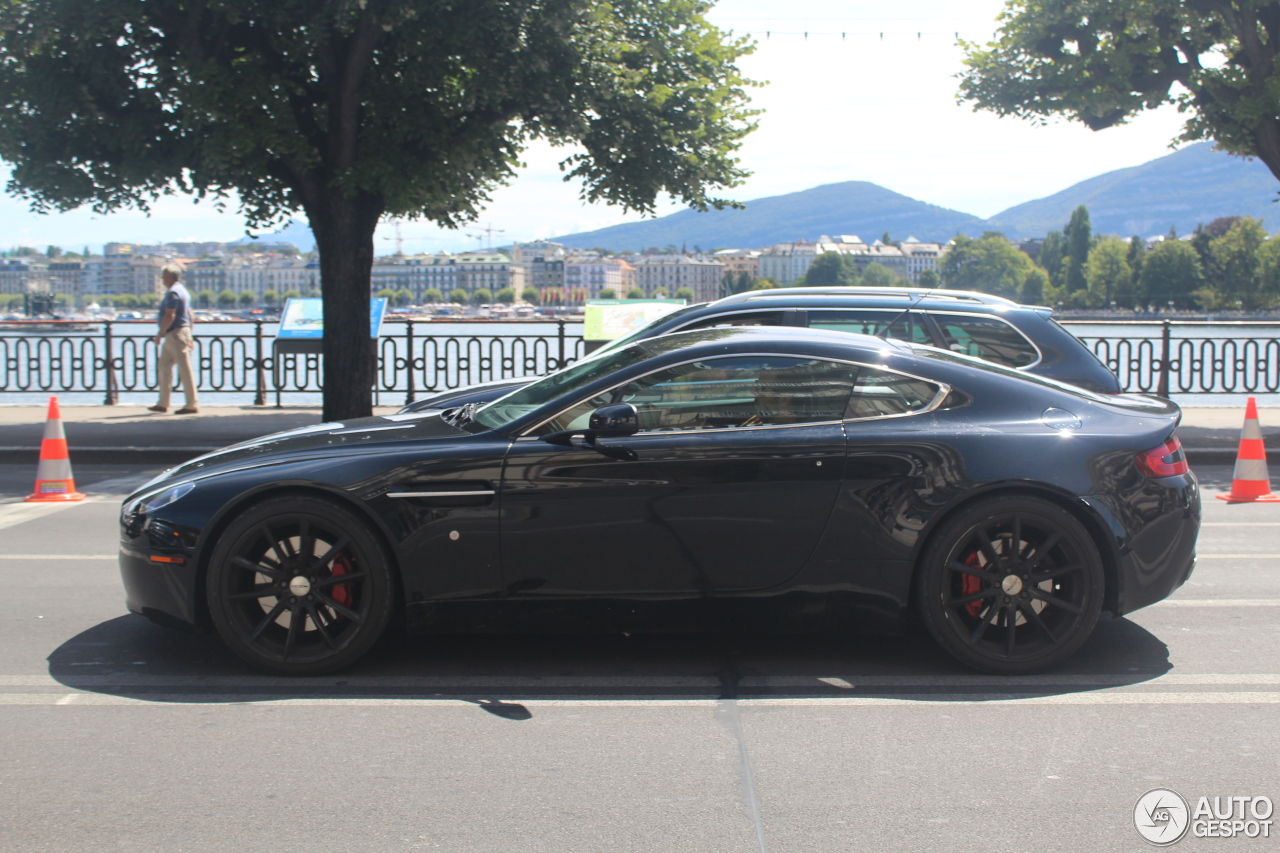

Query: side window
[931,314,1038,368]
[808,310,931,344]
[536,356,857,435]
[847,368,942,420]
[679,311,788,332]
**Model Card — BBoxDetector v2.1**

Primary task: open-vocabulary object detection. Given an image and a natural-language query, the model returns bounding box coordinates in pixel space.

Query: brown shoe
[175,407,200,415]
[147,405,167,413]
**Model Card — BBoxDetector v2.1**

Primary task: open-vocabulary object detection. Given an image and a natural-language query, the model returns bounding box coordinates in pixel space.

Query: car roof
[634,324,914,360]
[708,286,1040,315]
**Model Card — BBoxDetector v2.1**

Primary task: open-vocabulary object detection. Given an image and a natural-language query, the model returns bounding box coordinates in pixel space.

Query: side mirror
[542,403,640,450]
[588,403,640,438]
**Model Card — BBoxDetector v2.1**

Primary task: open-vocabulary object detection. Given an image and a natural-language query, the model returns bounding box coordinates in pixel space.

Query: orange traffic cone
[24,396,85,502]
[1217,396,1279,503]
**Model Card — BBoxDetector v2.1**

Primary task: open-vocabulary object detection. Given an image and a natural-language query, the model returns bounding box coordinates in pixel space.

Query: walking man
[148,264,199,414]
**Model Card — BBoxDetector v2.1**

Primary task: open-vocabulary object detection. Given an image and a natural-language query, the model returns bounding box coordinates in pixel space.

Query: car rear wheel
[916,495,1103,674]
[207,496,394,676]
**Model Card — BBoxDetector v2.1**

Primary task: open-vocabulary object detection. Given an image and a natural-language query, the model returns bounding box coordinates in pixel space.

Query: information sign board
[582,299,685,341]
[277,297,388,339]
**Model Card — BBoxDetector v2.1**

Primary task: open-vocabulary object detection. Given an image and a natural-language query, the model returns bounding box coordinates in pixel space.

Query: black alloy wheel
[917,495,1104,674]
[207,496,394,675]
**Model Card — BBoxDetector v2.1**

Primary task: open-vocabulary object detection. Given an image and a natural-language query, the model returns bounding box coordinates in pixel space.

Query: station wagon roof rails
[715,287,1019,307]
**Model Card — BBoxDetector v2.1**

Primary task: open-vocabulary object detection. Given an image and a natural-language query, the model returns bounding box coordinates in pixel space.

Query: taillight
[1136,436,1189,478]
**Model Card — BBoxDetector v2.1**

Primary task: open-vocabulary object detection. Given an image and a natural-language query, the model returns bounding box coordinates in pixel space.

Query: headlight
[122,482,195,520]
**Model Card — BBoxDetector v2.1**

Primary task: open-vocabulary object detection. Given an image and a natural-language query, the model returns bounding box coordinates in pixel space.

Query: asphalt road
[0,462,1277,853]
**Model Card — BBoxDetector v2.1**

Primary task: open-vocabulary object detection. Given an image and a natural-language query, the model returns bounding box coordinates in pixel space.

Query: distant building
[631,255,724,301]
[454,251,524,297]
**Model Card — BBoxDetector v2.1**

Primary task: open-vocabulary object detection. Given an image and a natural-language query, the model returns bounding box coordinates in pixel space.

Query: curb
[2,446,1272,467]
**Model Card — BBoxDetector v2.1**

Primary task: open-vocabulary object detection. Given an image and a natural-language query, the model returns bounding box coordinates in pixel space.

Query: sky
[0,0,1195,255]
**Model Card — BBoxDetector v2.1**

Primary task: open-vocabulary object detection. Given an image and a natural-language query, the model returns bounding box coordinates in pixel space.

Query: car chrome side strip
[386,490,496,498]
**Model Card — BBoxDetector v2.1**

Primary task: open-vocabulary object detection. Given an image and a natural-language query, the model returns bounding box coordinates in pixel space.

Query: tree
[598,288,616,299]
[1084,236,1132,307]
[1022,267,1051,305]
[1126,237,1146,295]
[1256,237,1280,306]
[0,1,758,421]
[1064,206,1091,294]
[749,279,777,290]
[196,290,215,309]
[45,244,61,258]
[939,233,1035,298]
[282,289,303,301]
[652,288,667,298]
[917,269,940,289]
[519,287,538,305]
[376,288,397,302]
[448,288,468,305]
[472,288,492,305]
[859,263,900,288]
[1213,217,1268,309]
[802,251,859,287]
[1139,239,1203,308]
[675,287,695,302]
[239,290,256,307]
[495,287,516,304]
[261,290,279,307]
[1038,230,1067,289]
[423,288,444,303]
[395,288,412,307]
[217,289,237,308]
[626,288,646,299]
[959,2,1280,184]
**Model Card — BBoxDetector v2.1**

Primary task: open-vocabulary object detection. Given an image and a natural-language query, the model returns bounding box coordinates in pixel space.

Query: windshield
[590,303,706,356]
[473,344,656,430]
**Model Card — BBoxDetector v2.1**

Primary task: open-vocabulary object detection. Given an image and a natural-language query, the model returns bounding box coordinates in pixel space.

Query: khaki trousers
[157,328,198,409]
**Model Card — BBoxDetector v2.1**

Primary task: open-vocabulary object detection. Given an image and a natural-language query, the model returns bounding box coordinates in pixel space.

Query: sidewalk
[0,404,1276,465]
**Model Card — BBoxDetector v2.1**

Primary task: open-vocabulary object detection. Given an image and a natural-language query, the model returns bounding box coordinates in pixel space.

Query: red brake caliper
[960,550,984,618]
[330,552,354,610]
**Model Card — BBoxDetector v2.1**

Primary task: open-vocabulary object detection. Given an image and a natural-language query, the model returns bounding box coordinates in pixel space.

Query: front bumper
[119,513,204,632]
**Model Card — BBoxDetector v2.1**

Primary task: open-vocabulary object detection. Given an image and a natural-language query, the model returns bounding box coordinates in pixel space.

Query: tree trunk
[308,191,384,422]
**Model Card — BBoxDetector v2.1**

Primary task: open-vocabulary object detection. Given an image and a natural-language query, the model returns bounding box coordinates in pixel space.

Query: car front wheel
[206,495,394,676]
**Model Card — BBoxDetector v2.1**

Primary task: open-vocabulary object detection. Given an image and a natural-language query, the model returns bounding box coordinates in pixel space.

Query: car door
[498,355,858,597]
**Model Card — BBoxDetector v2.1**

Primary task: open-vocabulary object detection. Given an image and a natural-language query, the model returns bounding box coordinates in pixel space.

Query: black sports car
[399,287,1122,416]
[119,327,1199,676]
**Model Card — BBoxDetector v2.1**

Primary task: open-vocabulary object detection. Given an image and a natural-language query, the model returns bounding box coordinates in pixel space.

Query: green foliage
[674,287,695,302]
[1085,236,1132,307]
[518,287,538,305]
[376,288,397,301]
[448,288,468,304]
[803,252,860,287]
[597,288,617,300]
[282,289,303,301]
[859,263,900,288]
[46,245,61,258]
[195,290,214,309]
[495,287,516,305]
[423,288,444,303]
[472,288,493,305]
[1021,268,1050,305]
[917,269,940,289]
[216,289,237,307]
[626,288,646,299]
[1038,230,1066,288]
[1126,237,1145,294]
[749,279,777,290]
[652,288,667,298]
[138,293,159,308]
[1257,238,1280,305]
[939,233,1034,298]
[960,1,1280,182]
[261,290,279,307]
[1139,240,1203,308]
[1212,217,1269,309]
[1064,206,1091,293]
[238,290,256,306]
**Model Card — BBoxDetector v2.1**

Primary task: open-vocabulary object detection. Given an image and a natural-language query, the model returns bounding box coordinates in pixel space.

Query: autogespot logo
[1135,788,1191,846]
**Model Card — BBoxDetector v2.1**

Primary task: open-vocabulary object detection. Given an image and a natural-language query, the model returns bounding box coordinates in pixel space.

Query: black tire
[206,495,395,675]
[916,495,1103,674]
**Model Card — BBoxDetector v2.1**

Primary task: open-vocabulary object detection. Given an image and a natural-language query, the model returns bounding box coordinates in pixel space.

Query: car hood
[145,412,474,487]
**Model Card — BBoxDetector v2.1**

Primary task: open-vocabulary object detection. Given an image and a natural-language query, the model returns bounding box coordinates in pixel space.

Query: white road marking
[1158,599,1280,606]
[1200,522,1280,527]
[0,555,116,560]
[1190,555,1280,559]
[0,501,85,531]
[0,692,1277,707]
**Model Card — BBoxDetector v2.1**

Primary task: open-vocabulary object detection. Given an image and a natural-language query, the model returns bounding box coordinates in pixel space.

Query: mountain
[552,182,991,251]
[986,143,1278,238]
[551,143,1278,250]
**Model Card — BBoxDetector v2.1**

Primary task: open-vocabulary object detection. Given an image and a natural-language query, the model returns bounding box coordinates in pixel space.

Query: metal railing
[1062,320,1280,396]
[1,318,1277,403]
[0,319,583,405]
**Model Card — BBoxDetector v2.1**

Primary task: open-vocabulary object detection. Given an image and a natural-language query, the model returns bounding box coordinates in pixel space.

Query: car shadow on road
[46,612,1172,709]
